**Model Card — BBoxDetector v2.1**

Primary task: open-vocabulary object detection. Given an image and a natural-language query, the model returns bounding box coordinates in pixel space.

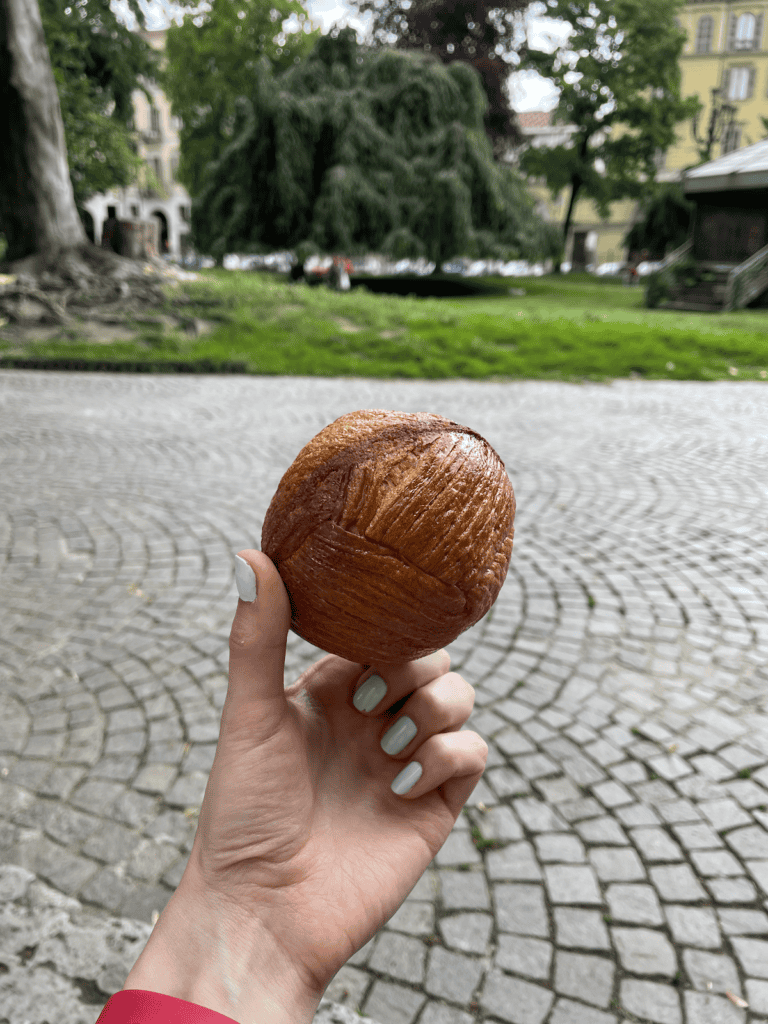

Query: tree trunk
[557,176,582,274]
[0,0,85,261]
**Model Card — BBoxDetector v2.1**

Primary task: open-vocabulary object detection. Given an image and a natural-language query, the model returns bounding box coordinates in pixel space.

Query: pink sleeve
[96,989,240,1023]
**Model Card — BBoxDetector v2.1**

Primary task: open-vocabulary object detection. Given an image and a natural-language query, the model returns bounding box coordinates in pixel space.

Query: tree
[38,0,162,212]
[161,0,322,202]
[518,0,700,270]
[190,29,561,270]
[346,0,529,156]
[0,0,188,321]
[624,181,694,259]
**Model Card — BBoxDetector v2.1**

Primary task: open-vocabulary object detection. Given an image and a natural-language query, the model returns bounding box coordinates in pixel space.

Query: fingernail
[353,674,387,713]
[391,762,422,795]
[235,555,257,603]
[381,716,417,755]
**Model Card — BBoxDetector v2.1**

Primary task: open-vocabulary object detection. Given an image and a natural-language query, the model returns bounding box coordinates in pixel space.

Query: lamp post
[692,87,737,162]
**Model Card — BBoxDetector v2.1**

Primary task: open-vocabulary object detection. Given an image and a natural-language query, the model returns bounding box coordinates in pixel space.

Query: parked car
[595,261,627,277]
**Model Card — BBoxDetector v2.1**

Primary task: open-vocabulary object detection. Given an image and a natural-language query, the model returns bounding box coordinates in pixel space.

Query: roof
[684,138,768,193]
[516,111,553,129]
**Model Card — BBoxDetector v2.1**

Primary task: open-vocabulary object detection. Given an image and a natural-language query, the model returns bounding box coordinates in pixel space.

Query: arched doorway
[151,210,169,254]
[79,208,95,243]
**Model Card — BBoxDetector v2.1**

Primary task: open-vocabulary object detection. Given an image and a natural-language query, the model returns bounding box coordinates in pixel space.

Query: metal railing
[723,242,768,311]
[658,238,693,272]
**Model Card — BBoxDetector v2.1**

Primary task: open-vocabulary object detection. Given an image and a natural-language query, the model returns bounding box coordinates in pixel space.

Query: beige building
[83,30,192,260]
[509,0,768,269]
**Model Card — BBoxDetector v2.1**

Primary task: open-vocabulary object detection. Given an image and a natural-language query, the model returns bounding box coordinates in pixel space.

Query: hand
[123,550,488,1024]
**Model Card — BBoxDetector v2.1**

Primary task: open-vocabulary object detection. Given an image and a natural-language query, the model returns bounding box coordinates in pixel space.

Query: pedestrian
[97,550,486,1024]
[101,214,121,254]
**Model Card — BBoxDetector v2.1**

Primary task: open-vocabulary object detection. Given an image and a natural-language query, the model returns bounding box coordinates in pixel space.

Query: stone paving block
[495,934,553,980]
[486,839,542,881]
[512,798,568,832]
[746,860,768,896]
[81,820,142,863]
[725,826,768,859]
[698,798,753,831]
[629,827,684,862]
[369,932,426,984]
[547,998,617,1024]
[437,912,491,952]
[726,779,768,808]
[475,805,524,843]
[655,799,702,823]
[592,780,633,808]
[616,804,661,827]
[558,798,605,823]
[438,870,490,910]
[683,991,746,1024]
[480,968,554,1024]
[164,771,210,810]
[612,926,677,976]
[533,833,586,863]
[731,937,768,978]
[553,950,614,1008]
[649,864,708,902]
[494,883,549,937]
[485,767,531,799]
[609,761,648,785]
[68,779,127,816]
[745,980,768,1015]
[424,946,484,1004]
[390,902,435,938]
[717,908,768,935]
[605,883,663,925]
[620,979,681,1024]
[706,877,757,903]
[664,905,721,949]
[513,754,560,780]
[589,846,646,882]
[690,849,744,876]
[575,817,629,846]
[532,776,582,805]
[543,865,602,905]
[553,908,610,950]
[682,949,742,995]
[690,755,734,782]
[363,978,426,1024]
[43,805,101,847]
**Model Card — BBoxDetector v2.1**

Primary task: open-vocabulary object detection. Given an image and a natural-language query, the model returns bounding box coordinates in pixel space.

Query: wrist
[122,869,322,1024]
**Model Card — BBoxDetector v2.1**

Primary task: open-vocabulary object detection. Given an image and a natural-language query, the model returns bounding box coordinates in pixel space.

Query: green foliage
[344,0,528,154]
[38,0,187,208]
[625,182,694,257]
[160,0,322,201]
[519,0,700,240]
[191,30,562,267]
[644,270,673,308]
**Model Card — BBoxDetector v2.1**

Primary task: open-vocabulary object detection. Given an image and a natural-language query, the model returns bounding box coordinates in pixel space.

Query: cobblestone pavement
[1,371,768,1024]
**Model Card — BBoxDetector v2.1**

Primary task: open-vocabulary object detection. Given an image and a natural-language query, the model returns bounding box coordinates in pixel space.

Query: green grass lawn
[2,269,767,381]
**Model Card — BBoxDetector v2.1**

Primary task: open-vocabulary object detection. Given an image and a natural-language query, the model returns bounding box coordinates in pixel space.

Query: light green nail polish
[381,715,417,756]
[353,674,387,713]
[391,762,422,795]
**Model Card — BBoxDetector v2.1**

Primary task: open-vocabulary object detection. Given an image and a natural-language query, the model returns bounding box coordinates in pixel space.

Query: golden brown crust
[261,409,515,664]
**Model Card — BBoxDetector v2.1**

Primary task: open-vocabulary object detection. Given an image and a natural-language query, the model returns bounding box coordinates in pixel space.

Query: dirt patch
[0,313,218,347]
[334,317,363,333]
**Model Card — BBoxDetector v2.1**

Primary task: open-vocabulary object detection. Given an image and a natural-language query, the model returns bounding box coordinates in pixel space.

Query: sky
[112,0,566,110]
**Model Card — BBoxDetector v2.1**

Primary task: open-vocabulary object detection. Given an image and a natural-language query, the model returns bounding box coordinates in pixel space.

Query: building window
[725,65,754,99]
[150,106,161,133]
[735,12,756,48]
[696,15,713,53]
[179,204,190,223]
[130,204,139,217]
[722,124,741,153]
[171,154,179,179]
[153,157,163,183]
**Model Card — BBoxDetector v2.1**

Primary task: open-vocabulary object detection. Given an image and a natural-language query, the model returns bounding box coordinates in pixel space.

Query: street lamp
[692,87,738,161]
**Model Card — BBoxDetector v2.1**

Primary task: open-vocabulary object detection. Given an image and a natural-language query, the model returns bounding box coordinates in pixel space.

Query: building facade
[511,0,768,269]
[83,30,192,260]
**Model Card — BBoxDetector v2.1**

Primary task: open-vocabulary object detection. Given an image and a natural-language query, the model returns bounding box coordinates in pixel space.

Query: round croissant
[261,409,516,664]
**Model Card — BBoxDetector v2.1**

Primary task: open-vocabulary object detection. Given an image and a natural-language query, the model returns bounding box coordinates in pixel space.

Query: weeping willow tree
[192,29,561,269]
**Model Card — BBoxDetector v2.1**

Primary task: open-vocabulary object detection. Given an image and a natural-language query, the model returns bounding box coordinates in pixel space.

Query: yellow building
[513,0,768,269]
[83,30,193,260]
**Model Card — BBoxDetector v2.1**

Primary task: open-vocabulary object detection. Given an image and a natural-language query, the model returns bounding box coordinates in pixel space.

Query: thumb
[227,549,293,709]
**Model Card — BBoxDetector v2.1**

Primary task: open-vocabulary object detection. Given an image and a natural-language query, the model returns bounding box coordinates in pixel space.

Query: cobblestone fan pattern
[1,372,768,1024]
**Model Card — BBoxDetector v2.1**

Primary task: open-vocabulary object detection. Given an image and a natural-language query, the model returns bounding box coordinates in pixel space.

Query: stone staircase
[657,240,768,312]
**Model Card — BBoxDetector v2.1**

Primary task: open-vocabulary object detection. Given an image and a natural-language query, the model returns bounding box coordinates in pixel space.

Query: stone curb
[0,863,379,1024]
